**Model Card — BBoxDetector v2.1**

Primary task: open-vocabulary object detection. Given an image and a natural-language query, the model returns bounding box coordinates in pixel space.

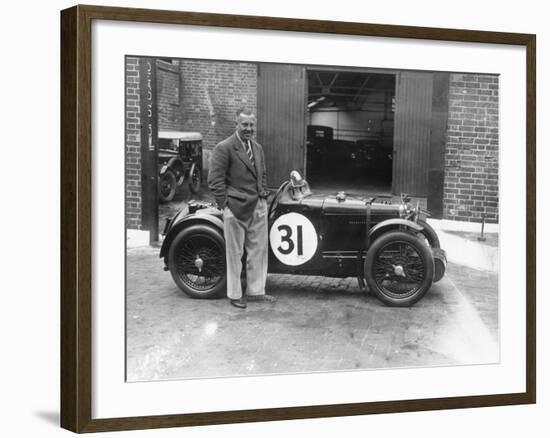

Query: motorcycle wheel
[188,164,201,194]
[364,231,434,307]
[167,224,226,299]
[159,170,177,203]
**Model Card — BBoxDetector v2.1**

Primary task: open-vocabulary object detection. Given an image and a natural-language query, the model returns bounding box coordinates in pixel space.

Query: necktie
[246,140,255,167]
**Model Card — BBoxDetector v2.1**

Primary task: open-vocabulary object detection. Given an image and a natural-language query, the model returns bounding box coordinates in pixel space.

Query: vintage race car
[157,131,203,203]
[159,171,447,306]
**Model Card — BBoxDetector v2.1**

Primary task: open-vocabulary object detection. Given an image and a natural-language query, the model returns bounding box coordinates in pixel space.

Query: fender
[159,210,224,259]
[368,218,423,242]
[160,156,184,175]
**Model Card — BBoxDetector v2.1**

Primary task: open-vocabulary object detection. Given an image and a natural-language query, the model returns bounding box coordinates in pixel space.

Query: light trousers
[223,199,268,300]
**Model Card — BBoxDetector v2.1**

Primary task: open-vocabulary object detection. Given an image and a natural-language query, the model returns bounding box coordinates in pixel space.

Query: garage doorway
[306,69,396,195]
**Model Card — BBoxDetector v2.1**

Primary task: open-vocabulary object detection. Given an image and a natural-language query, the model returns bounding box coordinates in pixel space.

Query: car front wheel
[167,224,226,299]
[159,170,177,203]
[364,231,434,307]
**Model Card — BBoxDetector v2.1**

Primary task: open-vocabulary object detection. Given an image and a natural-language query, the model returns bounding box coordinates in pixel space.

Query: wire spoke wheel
[373,242,425,298]
[168,224,226,299]
[365,231,434,306]
[176,234,224,290]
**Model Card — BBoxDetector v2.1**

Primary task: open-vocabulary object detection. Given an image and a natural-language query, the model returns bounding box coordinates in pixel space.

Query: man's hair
[235,107,255,119]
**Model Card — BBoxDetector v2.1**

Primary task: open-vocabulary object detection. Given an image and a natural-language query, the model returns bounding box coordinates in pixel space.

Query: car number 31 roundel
[269,213,318,266]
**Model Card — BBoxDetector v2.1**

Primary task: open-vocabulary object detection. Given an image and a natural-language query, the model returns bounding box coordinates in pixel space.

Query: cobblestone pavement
[126,246,499,382]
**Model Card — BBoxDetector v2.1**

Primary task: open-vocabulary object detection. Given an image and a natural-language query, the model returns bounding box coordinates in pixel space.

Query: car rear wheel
[167,224,226,299]
[188,164,201,194]
[159,170,177,203]
[364,231,434,307]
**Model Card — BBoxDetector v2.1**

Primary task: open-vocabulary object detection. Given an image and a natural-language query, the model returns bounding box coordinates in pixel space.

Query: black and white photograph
[125,57,500,382]
[4,0,547,435]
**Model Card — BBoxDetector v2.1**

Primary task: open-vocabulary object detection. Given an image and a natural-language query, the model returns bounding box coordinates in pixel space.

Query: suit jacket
[207,133,269,221]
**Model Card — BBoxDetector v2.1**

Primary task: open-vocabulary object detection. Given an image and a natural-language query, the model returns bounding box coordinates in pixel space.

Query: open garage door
[306,69,395,195]
[393,71,433,196]
[257,64,307,187]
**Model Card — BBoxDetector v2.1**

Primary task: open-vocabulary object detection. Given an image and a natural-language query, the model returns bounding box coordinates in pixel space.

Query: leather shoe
[230,299,247,309]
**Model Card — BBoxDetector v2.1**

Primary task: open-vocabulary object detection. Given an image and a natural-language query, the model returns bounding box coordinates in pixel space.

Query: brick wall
[443,73,499,223]
[178,60,257,168]
[125,58,257,230]
[126,57,142,229]
[157,60,183,130]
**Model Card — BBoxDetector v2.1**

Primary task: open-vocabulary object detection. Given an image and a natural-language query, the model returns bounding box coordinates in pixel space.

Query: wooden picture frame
[60,4,536,433]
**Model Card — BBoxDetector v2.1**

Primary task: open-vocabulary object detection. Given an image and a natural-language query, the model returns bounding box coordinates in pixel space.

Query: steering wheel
[268,180,290,218]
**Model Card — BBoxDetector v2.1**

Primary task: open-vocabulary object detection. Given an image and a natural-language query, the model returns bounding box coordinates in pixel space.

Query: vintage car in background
[352,136,393,176]
[306,125,392,178]
[158,131,203,203]
[306,125,353,175]
[159,171,447,307]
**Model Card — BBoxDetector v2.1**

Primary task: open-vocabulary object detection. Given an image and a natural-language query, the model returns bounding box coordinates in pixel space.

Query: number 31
[277,224,303,256]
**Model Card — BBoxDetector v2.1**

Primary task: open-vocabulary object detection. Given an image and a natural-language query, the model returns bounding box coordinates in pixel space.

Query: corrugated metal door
[393,72,433,196]
[257,64,306,187]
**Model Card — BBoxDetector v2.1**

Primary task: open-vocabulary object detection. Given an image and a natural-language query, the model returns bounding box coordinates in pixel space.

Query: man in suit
[208,108,276,309]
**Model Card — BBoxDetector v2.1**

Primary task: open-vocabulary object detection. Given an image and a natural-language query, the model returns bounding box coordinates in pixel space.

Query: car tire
[364,231,434,307]
[159,170,177,203]
[188,164,201,194]
[167,224,226,299]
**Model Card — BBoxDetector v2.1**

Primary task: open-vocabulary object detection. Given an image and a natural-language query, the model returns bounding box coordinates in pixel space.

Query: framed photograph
[60,4,536,433]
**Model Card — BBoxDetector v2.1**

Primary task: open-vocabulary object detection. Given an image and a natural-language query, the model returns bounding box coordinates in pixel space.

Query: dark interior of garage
[306,70,396,195]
